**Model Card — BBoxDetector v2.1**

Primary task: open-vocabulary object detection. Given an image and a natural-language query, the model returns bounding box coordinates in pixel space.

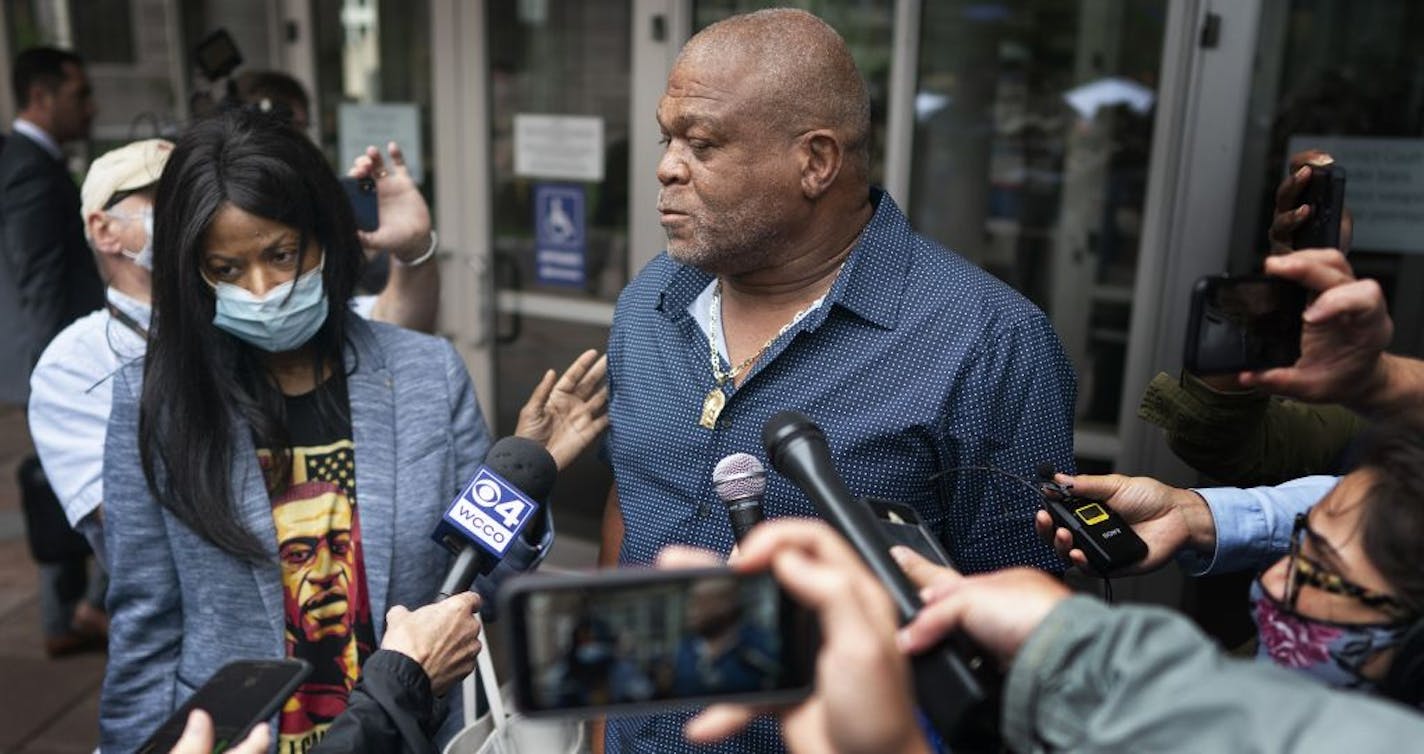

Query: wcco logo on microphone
[444,467,540,556]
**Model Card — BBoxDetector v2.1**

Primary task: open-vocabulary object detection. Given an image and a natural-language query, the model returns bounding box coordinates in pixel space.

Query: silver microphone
[712,452,767,543]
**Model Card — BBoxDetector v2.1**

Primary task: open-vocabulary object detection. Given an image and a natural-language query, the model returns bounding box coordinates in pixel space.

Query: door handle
[494,249,523,345]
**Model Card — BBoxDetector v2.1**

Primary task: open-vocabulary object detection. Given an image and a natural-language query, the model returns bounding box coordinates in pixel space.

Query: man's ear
[87,211,123,257]
[797,129,844,200]
[26,83,54,113]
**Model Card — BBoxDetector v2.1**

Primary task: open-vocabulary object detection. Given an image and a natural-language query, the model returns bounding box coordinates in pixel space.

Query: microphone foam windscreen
[712,452,767,503]
[1035,462,1057,481]
[483,436,558,503]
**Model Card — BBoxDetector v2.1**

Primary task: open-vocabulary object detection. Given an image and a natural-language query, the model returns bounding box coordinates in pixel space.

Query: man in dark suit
[0,46,101,405]
[0,47,104,658]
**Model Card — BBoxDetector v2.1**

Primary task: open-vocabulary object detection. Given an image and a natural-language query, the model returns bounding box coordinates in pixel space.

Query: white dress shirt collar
[12,118,64,161]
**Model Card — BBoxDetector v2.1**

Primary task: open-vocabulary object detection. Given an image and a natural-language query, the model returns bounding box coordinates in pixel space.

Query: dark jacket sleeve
[2,157,95,354]
[314,650,440,754]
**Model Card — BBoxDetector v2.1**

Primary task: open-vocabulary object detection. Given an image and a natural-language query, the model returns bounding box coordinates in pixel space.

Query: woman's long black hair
[140,109,364,560]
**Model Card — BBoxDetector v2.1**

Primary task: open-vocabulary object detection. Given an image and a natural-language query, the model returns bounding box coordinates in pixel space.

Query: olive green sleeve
[1137,372,1366,486]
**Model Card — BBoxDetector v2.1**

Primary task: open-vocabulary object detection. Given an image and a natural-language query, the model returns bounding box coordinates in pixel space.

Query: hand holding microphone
[433,436,557,601]
[761,411,1000,748]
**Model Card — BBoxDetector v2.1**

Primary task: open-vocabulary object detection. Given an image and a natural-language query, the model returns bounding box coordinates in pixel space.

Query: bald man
[600,9,1076,752]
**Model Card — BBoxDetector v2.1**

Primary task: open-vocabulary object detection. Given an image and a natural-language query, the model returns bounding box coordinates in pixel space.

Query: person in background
[0,46,105,658]
[235,69,312,132]
[0,46,100,402]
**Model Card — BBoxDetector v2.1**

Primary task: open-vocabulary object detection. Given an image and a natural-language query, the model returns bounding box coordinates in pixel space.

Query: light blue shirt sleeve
[1176,475,1339,576]
[27,310,129,532]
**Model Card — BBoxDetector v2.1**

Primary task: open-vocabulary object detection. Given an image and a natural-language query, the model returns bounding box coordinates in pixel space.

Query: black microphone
[713,452,767,542]
[762,411,1000,749]
[433,436,557,601]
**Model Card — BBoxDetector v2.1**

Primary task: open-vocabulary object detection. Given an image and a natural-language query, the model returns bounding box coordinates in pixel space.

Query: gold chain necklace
[698,279,829,429]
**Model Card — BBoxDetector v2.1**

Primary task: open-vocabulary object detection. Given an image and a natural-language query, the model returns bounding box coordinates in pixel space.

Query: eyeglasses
[1284,513,1416,622]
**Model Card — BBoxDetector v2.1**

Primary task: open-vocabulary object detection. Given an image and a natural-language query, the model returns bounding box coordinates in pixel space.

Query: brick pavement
[0,406,103,753]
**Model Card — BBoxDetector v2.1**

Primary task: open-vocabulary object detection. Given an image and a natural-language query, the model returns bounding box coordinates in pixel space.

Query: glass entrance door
[909,0,1168,469]
[1227,0,1424,356]
[487,1,633,541]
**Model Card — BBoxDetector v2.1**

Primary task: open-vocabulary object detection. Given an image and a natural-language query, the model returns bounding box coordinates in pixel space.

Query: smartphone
[1292,162,1346,250]
[501,567,817,718]
[864,497,954,567]
[340,176,380,232]
[194,29,243,82]
[1183,274,1307,375]
[136,659,310,754]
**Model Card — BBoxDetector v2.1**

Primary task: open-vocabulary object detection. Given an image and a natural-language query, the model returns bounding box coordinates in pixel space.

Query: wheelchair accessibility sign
[534,183,586,287]
[444,466,541,556]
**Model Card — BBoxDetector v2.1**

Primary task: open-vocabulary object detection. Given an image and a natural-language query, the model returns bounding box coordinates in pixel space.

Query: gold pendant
[699,387,727,429]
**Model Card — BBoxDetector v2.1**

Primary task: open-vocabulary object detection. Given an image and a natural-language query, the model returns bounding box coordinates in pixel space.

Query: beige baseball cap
[81,138,174,238]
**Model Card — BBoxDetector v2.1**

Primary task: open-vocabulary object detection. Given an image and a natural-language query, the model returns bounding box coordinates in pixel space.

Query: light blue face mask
[206,254,329,353]
[111,207,154,271]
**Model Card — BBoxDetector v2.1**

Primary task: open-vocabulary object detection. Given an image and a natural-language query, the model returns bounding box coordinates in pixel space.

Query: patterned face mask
[1249,577,1411,690]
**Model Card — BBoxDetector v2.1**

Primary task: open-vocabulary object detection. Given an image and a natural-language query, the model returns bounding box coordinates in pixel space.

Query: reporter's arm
[1035,473,1333,577]
[1175,475,1337,576]
[314,594,481,754]
[1004,597,1424,753]
[375,246,440,333]
[312,650,439,754]
[1033,473,1215,575]
[1137,371,1364,485]
[898,557,1424,753]
[1353,352,1424,430]
[351,142,439,333]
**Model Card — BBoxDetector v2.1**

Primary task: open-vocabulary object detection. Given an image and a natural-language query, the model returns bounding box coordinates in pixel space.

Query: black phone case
[340,176,380,232]
[864,497,955,567]
[1183,274,1305,375]
[136,659,310,753]
[1292,163,1346,250]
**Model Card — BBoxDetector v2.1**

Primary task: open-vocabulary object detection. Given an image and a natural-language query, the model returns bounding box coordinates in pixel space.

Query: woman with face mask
[96,110,601,753]
[1249,423,1424,700]
[1038,422,1424,707]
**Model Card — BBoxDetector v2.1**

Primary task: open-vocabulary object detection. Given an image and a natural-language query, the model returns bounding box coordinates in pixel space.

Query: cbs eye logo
[469,474,530,529]
[473,480,503,505]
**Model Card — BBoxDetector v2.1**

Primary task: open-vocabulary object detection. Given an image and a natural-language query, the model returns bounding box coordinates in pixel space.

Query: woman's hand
[515,349,609,469]
[348,141,432,262]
